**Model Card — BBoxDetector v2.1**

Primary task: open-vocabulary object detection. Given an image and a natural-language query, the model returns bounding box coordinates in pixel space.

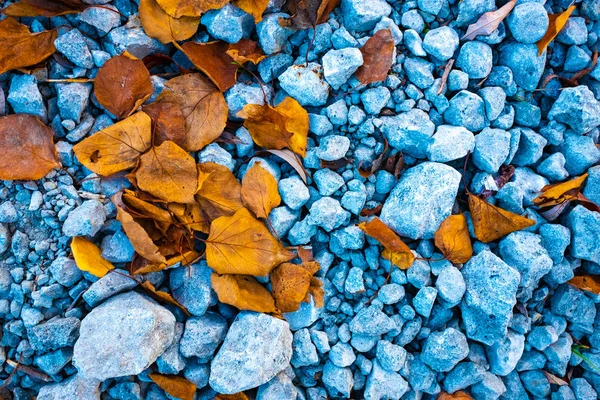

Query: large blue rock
[201,4,254,44]
[278,63,330,106]
[499,42,546,91]
[54,29,94,69]
[549,86,600,134]
[322,48,363,89]
[421,328,469,372]
[486,330,525,376]
[7,74,47,122]
[380,109,435,158]
[56,83,92,123]
[444,90,488,132]
[170,261,214,317]
[506,3,549,44]
[363,360,409,399]
[566,205,600,264]
[341,0,392,31]
[180,312,228,359]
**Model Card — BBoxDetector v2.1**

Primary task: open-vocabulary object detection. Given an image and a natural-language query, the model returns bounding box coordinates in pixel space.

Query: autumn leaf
[532,173,588,208]
[542,370,569,386]
[134,250,202,274]
[226,39,266,64]
[2,0,89,16]
[462,0,516,41]
[216,394,249,400]
[142,102,187,149]
[157,74,228,151]
[270,262,320,312]
[168,202,210,233]
[355,29,395,85]
[154,0,229,18]
[73,112,152,176]
[136,141,198,204]
[211,273,277,313]
[238,97,309,157]
[434,213,473,264]
[0,17,57,75]
[537,5,576,56]
[0,114,60,180]
[149,374,196,400]
[284,0,339,29]
[121,190,174,234]
[359,218,415,269]
[468,193,535,243]
[205,208,296,275]
[181,41,238,92]
[71,237,115,277]
[437,391,473,400]
[196,162,244,222]
[232,0,269,22]
[241,163,281,219]
[94,54,154,119]
[139,0,200,44]
[265,149,308,183]
[140,281,190,315]
[569,275,600,295]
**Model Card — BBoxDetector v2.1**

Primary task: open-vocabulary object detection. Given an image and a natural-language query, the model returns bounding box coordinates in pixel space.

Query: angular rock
[486,330,525,376]
[548,86,600,134]
[180,312,228,359]
[278,63,330,106]
[381,109,435,158]
[421,328,469,372]
[37,374,100,400]
[566,206,600,264]
[499,42,545,91]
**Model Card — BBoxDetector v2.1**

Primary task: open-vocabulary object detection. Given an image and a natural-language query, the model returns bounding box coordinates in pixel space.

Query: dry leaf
[271,262,316,312]
[434,213,473,264]
[134,250,201,274]
[265,149,308,184]
[0,17,57,75]
[462,0,516,41]
[2,0,89,16]
[532,173,588,208]
[196,162,244,221]
[205,208,295,275]
[226,39,266,64]
[142,102,187,149]
[211,273,277,313]
[215,393,249,400]
[437,391,473,400]
[0,114,60,180]
[358,217,415,269]
[468,193,535,243]
[157,74,228,151]
[71,237,115,277]
[154,0,229,18]
[537,5,576,56]
[140,281,190,315]
[238,97,309,157]
[136,141,198,204]
[73,112,152,176]
[355,29,395,85]
[139,0,200,44]
[284,0,339,29]
[569,275,600,295]
[542,370,569,386]
[168,202,210,233]
[181,41,238,92]
[232,0,269,22]
[149,374,196,400]
[241,163,281,219]
[94,54,154,119]
[121,190,173,234]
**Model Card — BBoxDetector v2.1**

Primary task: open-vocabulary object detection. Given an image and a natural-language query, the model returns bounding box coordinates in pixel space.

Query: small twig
[437,59,454,95]
[5,358,51,383]
[0,354,23,388]
[44,78,95,83]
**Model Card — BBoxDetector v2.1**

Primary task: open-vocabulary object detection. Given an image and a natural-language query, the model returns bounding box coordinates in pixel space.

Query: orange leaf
[238,97,309,157]
[270,262,319,312]
[355,29,395,85]
[136,141,198,204]
[0,114,60,180]
[73,112,152,176]
[537,5,576,56]
[94,54,153,119]
[181,41,238,92]
[205,208,295,275]
[532,173,588,208]
[468,193,535,243]
[149,374,196,400]
[0,17,57,75]
[139,0,199,44]
[140,281,190,315]
[215,393,249,400]
[196,162,244,222]
[241,163,281,219]
[142,102,187,149]
[569,275,600,295]
[134,250,202,274]
[358,217,415,269]
[154,0,229,18]
[226,39,266,64]
[71,237,115,278]
[2,0,89,16]
[168,202,210,233]
[211,273,277,313]
[121,190,174,234]
[232,0,269,22]
[437,391,473,400]
[434,213,473,264]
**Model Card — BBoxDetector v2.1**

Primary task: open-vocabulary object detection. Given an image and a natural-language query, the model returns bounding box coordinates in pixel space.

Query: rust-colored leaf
[569,275,600,295]
[134,250,202,274]
[205,208,296,275]
[2,0,89,16]
[155,0,229,18]
[437,391,473,400]
[461,0,516,41]
[121,190,173,234]
[355,29,394,86]
[94,54,153,119]
[71,237,115,278]
[284,0,339,29]
[149,374,196,400]
[215,393,249,400]
[537,5,576,56]
[142,102,187,149]
[434,213,473,264]
[241,163,281,219]
[0,114,60,180]
[211,273,277,313]
[181,41,238,92]
[468,193,535,243]
[532,173,588,208]
[271,262,320,312]
[358,217,415,270]
[196,162,244,222]
[139,0,200,44]
[226,39,266,64]
[232,0,269,22]
[140,281,190,315]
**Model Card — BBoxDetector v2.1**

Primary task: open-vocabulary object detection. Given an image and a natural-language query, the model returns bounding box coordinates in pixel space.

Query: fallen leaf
[181,41,238,92]
[271,262,318,312]
[205,208,295,275]
[238,97,309,157]
[359,140,389,178]
[0,17,57,75]
[142,102,187,149]
[284,0,339,29]
[136,141,198,204]
[2,0,89,16]
[232,0,269,22]
[73,112,152,176]
[168,202,210,233]
[226,39,266,64]
[434,214,473,264]
[265,149,309,184]
[134,250,202,274]
[121,190,174,234]
[154,0,229,18]
[215,393,249,400]
[532,173,588,208]
[462,0,516,41]
[569,275,600,295]
[241,163,281,219]
[211,273,277,313]
[71,237,115,277]
[140,281,190,315]
[468,193,535,243]
[94,54,154,119]
[196,162,244,222]
[157,74,228,151]
[437,391,473,400]
[0,114,60,180]
[149,374,196,400]
[355,29,395,85]
[542,370,569,386]
[481,165,516,199]
[139,0,200,44]
[537,5,576,56]
[358,217,415,269]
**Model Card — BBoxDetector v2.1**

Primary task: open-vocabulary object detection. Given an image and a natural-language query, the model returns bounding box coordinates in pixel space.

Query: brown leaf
[149,374,196,400]
[71,237,116,278]
[140,281,190,315]
[360,203,383,216]
[211,273,277,313]
[462,0,516,41]
[264,149,309,184]
[157,74,228,151]
[0,114,60,180]
[142,102,187,149]
[215,393,249,400]
[532,173,588,208]
[537,5,576,56]
[468,193,535,243]
[154,0,229,18]
[434,213,473,264]
[136,141,198,204]
[205,208,295,275]
[359,140,389,178]
[542,370,569,386]
[438,58,455,95]
[121,190,173,234]
[73,112,152,176]
[358,217,415,270]
[232,0,269,22]
[271,262,316,312]
[196,162,244,222]
[139,0,199,44]
[241,163,281,219]
[2,0,89,16]
[569,275,600,295]
[284,0,339,29]
[226,39,266,64]
[0,17,57,76]
[94,54,153,119]
[238,97,309,157]
[437,391,473,400]
[134,250,202,274]
[355,29,395,85]
[181,41,238,92]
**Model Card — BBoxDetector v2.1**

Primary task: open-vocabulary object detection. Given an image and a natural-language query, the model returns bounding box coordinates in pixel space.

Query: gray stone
[54,29,94,69]
[62,200,106,237]
[256,372,297,400]
[37,374,100,400]
[82,271,139,307]
[28,317,81,352]
[180,312,228,359]
[278,63,330,106]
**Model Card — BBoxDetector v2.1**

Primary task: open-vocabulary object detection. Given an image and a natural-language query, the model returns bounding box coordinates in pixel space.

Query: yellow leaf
[154,0,230,18]
[168,202,210,233]
[196,162,244,222]
[232,0,269,22]
[71,237,115,278]
[358,218,415,269]
[241,163,281,219]
[121,190,174,234]
[537,5,576,56]
[139,0,200,44]
[133,250,201,274]
[149,374,196,400]
[211,273,277,313]
[0,17,57,75]
[140,281,190,315]
[532,173,588,208]
[569,275,600,295]
[205,208,295,275]
[270,262,318,312]
[434,213,473,264]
